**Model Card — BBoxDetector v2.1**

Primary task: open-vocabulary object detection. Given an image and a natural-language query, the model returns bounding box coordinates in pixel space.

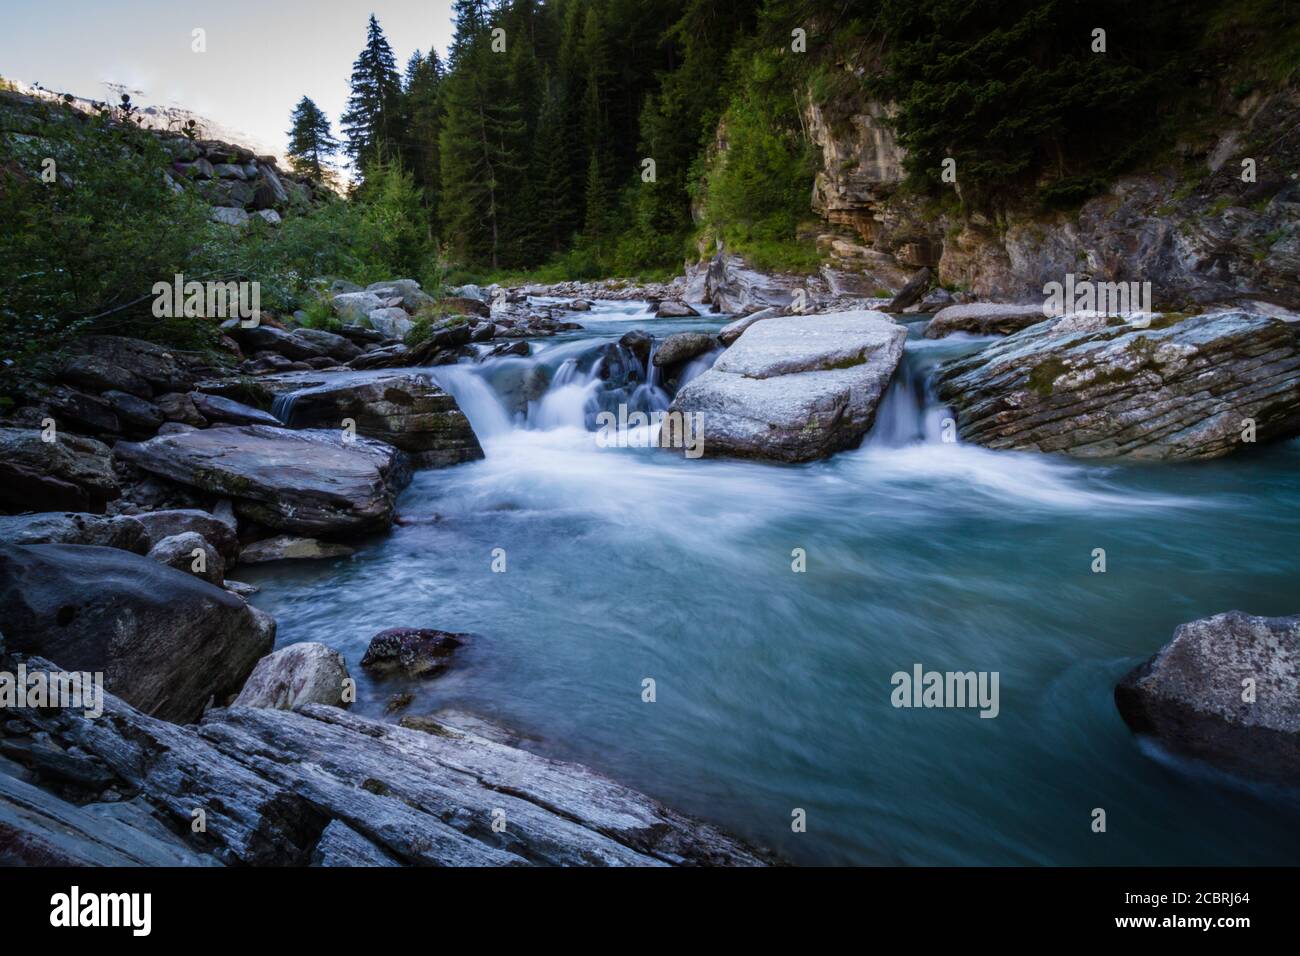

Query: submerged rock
[934,310,1300,459]
[0,545,273,723]
[1115,611,1300,782]
[924,302,1046,339]
[272,372,483,468]
[233,642,351,711]
[669,310,907,462]
[114,425,411,536]
[239,535,354,564]
[360,628,468,679]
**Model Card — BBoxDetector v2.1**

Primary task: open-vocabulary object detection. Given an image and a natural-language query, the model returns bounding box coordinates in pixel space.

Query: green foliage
[286,96,339,181]
[341,13,404,175]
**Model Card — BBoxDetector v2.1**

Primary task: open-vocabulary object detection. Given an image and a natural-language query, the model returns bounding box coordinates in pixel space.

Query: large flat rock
[935,310,1300,459]
[114,425,411,535]
[669,310,906,462]
[924,302,1046,338]
[1115,611,1300,782]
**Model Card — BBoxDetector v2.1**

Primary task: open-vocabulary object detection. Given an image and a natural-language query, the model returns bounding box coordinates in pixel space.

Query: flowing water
[244,298,1300,865]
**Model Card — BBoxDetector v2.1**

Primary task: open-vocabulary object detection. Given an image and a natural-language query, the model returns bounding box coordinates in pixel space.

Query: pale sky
[1,0,456,155]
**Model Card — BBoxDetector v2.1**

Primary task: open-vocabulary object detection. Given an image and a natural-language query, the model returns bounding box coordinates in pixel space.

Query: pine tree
[340,14,404,177]
[285,96,338,182]
[401,49,445,227]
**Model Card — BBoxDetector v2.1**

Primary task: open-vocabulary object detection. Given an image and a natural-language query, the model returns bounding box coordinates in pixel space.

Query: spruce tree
[341,14,404,176]
[285,96,338,182]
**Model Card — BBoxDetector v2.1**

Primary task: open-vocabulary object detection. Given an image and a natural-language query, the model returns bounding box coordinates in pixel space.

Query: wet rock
[360,628,469,679]
[154,391,208,427]
[0,545,273,723]
[569,298,592,311]
[924,302,1046,339]
[289,327,363,362]
[934,310,1300,459]
[147,531,224,585]
[239,535,354,564]
[883,266,933,313]
[655,300,699,318]
[1115,611,1300,782]
[273,372,483,468]
[718,306,784,346]
[0,428,119,514]
[618,329,652,368]
[114,425,411,536]
[0,512,149,553]
[348,344,409,369]
[670,310,907,462]
[189,392,280,427]
[42,385,119,435]
[653,332,716,368]
[233,642,351,711]
[131,509,240,564]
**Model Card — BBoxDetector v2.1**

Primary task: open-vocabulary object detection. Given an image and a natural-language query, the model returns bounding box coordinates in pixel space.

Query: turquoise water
[244,301,1300,865]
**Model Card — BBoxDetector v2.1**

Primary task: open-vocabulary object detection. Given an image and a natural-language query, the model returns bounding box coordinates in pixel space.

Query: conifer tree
[285,96,338,182]
[341,14,403,176]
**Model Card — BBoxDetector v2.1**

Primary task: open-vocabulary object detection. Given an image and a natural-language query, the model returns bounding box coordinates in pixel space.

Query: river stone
[131,508,240,563]
[0,512,149,553]
[669,310,907,462]
[114,425,411,536]
[230,325,330,362]
[0,545,274,723]
[239,535,354,564]
[233,642,351,710]
[289,327,363,361]
[360,628,468,679]
[654,300,700,318]
[333,291,384,323]
[653,332,716,368]
[1115,611,1300,782]
[154,391,208,426]
[0,428,119,514]
[101,390,164,434]
[934,310,1300,459]
[189,391,280,427]
[147,531,225,585]
[719,306,783,346]
[924,302,1047,338]
[273,372,484,468]
[9,664,774,866]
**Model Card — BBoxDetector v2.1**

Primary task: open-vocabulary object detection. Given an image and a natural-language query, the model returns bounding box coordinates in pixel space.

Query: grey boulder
[147,531,225,585]
[233,642,351,711]
[924,302,1047,339]
[0,512,149,553]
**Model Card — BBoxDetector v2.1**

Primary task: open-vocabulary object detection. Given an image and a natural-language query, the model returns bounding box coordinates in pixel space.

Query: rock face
[272,373,484,468]
[924,302,1047,339]
[0,512,149,553]
[1115,611,1300,782]
[0,545,274,723]
[114,425,411,536]
[669,311,907,462]
[704,252,799,314]
[0,428,119,513]
[3,663,774,866]
[934,310,1300,460]
[233,643,351,711]
[360,628,468,679]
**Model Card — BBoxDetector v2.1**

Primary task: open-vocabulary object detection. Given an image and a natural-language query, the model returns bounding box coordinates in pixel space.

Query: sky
[0,0,456,155]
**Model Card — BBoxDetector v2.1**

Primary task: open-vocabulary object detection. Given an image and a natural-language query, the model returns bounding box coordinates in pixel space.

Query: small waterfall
[270,392,298,425]
[865,348,955,447]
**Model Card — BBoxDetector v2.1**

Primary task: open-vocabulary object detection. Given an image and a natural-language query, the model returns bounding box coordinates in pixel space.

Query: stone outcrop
[114,425,411,536]
[934,310,1300,460]
[924,302,1047,339]
[670,310,906,462]
[1115,611,1300,782]
[0,545,273,723]
[271,372,483,468]
[2,659,774,866]
[704,252,800,314]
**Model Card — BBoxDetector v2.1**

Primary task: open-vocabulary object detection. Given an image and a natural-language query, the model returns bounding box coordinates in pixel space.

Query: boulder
[669,311,907,462]
[101,390,164,434]
[154,391,208,426]
[718,306,783,346]
[210,206,250,227]
[934,310,1300,459]
[348,344,409,369]
[114,425,411,536]
[41,385,119,435]
[0,545,274,723]
[883,266,933,313]
[704,252,797,314]
[189,391,280,427]
[0,512,149,553]
[229,325,330,361]
[131,509,240,564]
[1115,611,1300,782]
[272,372,484,468]
[147,531,224,585]
[365,279,434,312]
[367,307,413,341]
[654,300,700,318]
[360,628,469,679]
[289,328,363,362]
[233,642,351,710]
[0,428,119,513]
[924,302,1047,339]
[239,535,354,564]
[653,332,716,368]
[65,336,194,394]
[58,353,152,398]
[332,291,385,323]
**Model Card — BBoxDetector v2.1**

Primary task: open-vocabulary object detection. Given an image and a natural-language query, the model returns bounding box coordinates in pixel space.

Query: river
[242,298,1300,865]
